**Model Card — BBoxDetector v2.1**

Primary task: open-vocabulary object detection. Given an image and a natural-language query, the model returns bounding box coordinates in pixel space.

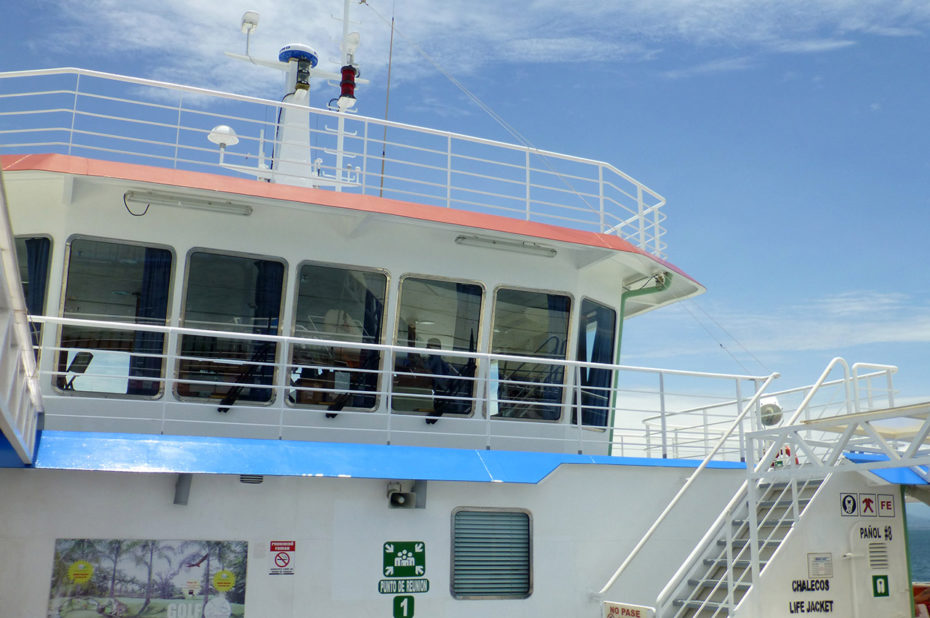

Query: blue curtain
[128,248,171,396]
[574,300,616,427]
[247,260,284,401]
[24,237,50,347]
[353,288,384,407]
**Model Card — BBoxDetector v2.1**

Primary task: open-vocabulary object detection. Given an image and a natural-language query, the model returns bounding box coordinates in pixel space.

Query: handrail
[654,478,748,610]
[653,357,898,613]
[0,68,668,256]
[28,315,778,458]
[596,371,779,595]
[0,166,43,464]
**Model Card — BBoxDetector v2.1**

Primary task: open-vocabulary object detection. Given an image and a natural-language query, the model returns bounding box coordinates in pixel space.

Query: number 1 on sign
[393,595,414,618]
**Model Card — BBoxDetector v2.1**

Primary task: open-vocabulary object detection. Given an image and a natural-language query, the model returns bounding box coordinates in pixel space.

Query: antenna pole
[379,11,395,198]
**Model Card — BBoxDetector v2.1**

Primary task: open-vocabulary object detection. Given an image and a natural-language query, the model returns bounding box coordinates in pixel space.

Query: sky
[2,0,929,401]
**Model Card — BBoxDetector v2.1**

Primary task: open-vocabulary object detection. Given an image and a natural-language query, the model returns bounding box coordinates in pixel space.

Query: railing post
[68,73,81,155]
[725,506,735,610]
[384,349,396,445]
[598,165,605,233]
[162,328,179,434]
[524,150,531,220]
[446,134,452,208]
[637,185,645,251]
[736,380,746,462]
[886,369,895,408]
[659,372,668,458]
[173,94,183,169]
[361,120,369,195]
[573,365,584,454]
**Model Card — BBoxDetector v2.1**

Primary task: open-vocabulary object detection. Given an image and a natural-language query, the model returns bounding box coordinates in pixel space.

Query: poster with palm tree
[48,538,247,617]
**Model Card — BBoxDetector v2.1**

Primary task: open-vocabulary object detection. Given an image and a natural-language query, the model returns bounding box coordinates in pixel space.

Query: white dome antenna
[240,11,260,56]
[241,10,259,34]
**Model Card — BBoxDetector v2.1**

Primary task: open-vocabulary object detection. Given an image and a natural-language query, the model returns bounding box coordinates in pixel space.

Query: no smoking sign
[269,540,295,576]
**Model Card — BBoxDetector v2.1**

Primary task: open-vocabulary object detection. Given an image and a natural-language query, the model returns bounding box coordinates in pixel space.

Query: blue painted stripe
[31,431,744,484]
[0,429,28,467]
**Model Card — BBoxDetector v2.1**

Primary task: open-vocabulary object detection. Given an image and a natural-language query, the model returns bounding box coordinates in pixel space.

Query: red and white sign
[269,540,295,576]
[271,541,296,552]
[859,493,877,517]
[878,494,896,517]
[603,601,655,618]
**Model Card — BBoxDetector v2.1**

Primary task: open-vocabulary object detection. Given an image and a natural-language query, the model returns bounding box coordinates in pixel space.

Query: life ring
[771,445,799,467]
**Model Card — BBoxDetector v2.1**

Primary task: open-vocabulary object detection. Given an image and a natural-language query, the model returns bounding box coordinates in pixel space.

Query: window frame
[488,284,574,423]
[390,273,486,419]
[287,259,390,411]
[174,246,288,405]
[573,297,618,429]
[54,234,177,398]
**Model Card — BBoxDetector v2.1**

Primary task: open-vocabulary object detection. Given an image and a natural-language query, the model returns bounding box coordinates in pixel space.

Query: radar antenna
[209,4,368,189]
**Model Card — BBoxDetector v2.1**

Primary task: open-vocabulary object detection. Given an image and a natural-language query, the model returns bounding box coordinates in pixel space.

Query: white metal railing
[30,315,772,456]
[649,358,898,616]
[0,168,43,464]
[0,68,667,257]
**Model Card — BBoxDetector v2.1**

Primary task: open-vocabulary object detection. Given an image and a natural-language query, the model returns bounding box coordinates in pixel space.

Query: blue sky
[4,0,930,400]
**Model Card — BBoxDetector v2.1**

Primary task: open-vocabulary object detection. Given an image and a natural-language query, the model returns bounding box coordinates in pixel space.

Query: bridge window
[58,238,172,396]
[574,299,617,427]
[451,508,532,598]
[14,236,51,348]
[289,263,386,410]
[392,277,482,419]
[490,288,571,420]
[177,251,285,405]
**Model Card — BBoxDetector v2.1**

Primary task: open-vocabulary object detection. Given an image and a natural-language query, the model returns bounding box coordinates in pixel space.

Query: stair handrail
[654,477,749,612]
[597,371,779,596]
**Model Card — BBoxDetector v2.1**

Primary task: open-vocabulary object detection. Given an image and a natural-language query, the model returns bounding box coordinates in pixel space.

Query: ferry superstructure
[0,6,926,617]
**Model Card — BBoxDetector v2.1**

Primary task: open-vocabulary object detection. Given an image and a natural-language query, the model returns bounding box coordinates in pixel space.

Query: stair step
[672,598,729,610]
[703,558,767,569]
[717,538,782,548]
[732,518,794,528]
[687,577,751,591]
[757,498,810,509]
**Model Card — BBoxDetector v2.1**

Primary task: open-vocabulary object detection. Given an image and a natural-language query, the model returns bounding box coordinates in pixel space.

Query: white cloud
[624,291,930,371]
[41,0,930,94]
[662,56,756,79]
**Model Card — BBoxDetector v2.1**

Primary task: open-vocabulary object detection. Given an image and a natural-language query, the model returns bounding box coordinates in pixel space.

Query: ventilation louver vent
[868,542,889,569]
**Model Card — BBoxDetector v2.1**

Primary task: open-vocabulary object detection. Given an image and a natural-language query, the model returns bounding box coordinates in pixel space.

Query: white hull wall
[0,464,742,616]
[735,471,910,618]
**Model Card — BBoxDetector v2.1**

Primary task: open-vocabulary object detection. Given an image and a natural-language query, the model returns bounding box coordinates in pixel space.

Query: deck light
[455,234,557,258]
[124,190,253,216]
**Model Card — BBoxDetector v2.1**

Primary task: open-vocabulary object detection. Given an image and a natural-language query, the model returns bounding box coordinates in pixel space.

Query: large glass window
[177,251,284,405]
[289,263,386,411]
[451,509,531,598]
[574,299,617,427]
[392,277,481,420]
[490,288,571,420]
[58,238,172,396]
[14,236,51,348]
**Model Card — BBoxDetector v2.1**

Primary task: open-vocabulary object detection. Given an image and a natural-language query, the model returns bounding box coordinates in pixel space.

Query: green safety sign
[872,575,889,598]
[383,542,425,578]
[393,595,414,618]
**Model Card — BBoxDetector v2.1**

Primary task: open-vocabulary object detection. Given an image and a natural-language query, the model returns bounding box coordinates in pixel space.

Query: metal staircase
[662,476,825,616]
